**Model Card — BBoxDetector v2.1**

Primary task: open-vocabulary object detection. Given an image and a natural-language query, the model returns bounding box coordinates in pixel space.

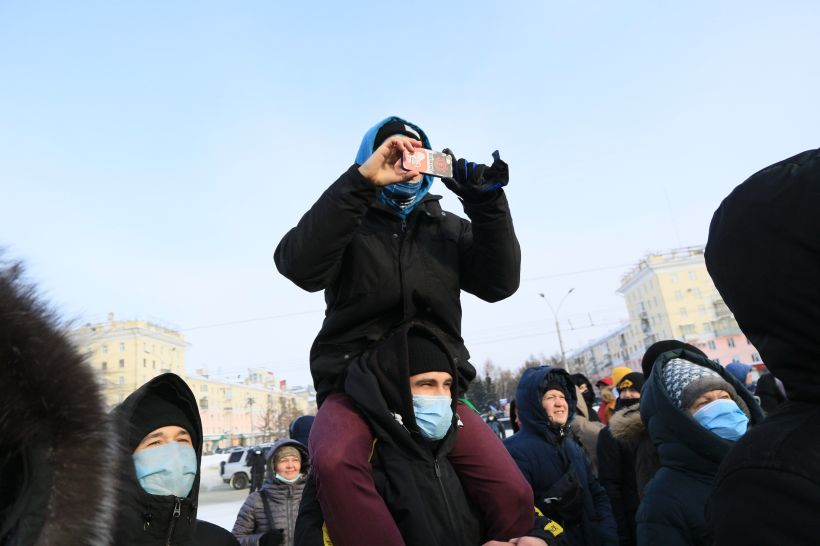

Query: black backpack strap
[260,491,275,530]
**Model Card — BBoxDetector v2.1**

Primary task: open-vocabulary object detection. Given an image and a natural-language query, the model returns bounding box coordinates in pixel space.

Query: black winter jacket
[597,405,641,546]
[636,350,762,546]
[111,373,238,546]
[504,367,617,546]
[274,164,520,402]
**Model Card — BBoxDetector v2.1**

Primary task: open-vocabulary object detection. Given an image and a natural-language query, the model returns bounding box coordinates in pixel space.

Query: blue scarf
[355,116,434,218]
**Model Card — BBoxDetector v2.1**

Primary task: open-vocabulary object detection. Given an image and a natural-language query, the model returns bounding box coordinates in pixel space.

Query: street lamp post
[539,288,575,370]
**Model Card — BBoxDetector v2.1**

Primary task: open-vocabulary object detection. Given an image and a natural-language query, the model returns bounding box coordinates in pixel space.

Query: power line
[182,309,324,331]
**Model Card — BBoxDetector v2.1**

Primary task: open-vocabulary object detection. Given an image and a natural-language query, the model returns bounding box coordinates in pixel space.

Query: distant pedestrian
[570,373,599,422]
[705,147,820,545]
[248,447,267,492]
[487,413,506,440]
[288,415,315,453]
[595,377,616,425]
[568,383,604,475]
[232,440,308,546]
[724,362,754,392]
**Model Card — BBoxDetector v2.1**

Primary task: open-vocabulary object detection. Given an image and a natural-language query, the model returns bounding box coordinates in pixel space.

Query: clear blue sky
[2,1,819,386]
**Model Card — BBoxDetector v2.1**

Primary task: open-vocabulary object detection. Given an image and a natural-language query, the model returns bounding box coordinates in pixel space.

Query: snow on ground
[198,453,247,532]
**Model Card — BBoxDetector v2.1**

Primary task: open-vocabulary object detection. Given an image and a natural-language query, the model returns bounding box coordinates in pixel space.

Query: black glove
[441,149,509,202]
[259,528,285,546]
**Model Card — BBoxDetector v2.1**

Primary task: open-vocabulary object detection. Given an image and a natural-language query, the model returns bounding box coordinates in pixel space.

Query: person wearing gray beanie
[636,350,763,546]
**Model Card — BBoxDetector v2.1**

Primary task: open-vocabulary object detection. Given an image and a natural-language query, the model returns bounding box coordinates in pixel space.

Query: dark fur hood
[0,260,116,545]
[608,405,645,445]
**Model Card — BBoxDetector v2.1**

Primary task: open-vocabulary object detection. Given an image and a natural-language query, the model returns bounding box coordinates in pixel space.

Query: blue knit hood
[355,116,434,217]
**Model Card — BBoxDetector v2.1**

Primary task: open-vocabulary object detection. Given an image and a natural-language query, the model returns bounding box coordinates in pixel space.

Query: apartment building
[71,314,315,452]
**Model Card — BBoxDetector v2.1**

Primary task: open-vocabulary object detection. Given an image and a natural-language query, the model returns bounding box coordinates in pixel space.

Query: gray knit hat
[662,358,736,409]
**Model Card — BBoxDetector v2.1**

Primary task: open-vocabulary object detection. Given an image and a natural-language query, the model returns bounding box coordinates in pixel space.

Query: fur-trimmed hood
[0,260,116,545]
[608,405,644,446]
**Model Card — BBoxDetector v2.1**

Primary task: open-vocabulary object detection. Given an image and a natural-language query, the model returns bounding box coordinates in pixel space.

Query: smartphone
[401,148,453,178]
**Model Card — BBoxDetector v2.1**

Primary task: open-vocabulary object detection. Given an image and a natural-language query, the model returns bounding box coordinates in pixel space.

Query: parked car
[498,416,514,438]
[219,444,273,489]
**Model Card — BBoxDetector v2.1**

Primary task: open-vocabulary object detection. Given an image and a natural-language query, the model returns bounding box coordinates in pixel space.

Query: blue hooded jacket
[504,366,617,546]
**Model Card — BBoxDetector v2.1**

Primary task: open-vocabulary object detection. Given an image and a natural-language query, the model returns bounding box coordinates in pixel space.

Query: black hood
[640,348,764,479]
[344,322,460,457]
[111,373,202,544]
[706,147,820,403]
[0,260,116,545]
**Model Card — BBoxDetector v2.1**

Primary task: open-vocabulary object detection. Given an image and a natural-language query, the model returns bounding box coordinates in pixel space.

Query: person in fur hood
[596,372,644,546]
[705,147,820,545]
[0,259,117,545]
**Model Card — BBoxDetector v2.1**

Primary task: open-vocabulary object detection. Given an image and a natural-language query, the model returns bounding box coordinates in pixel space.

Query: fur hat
[662,358,737,409]
[407,334,451,377]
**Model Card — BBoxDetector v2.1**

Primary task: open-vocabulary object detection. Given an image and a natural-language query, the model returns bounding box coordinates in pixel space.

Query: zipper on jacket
[165,497,182,546]
[433,459,459,541]
[400,217,407,233]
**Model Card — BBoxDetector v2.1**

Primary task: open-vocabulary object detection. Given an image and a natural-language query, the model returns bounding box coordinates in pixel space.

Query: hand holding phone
[401,148,454,178]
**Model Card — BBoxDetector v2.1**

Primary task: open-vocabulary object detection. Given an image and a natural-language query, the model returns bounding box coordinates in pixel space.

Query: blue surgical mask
[692,399,749,442]
[133,442,197,497]
[275,473,303,484]
[412,395,453,440]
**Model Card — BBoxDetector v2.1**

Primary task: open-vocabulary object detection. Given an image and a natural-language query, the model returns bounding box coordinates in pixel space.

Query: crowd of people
[1,118,817,545]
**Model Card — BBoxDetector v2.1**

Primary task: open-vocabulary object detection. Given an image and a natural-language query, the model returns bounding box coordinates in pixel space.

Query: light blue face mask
[692,398,749,442]
[133,442,197,497]
[412,395,453,440]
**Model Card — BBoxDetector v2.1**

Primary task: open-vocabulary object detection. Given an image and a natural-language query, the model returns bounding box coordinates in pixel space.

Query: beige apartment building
[71,315,315,452]
[569,246,762,379]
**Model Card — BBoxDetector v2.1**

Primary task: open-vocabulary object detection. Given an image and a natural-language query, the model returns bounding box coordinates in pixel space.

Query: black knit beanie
[540,378,568,399]
[407,334,451,377]
[617,372,645,394]
[373,120,422,151]
[129,392,197,451]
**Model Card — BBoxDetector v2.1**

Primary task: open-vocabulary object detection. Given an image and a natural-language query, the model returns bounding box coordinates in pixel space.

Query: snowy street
[198,454,248,532]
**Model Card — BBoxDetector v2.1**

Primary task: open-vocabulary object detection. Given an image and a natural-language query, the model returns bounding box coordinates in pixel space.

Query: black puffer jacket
[636,350,762,546]
[232,439,308,546]
[111,373,238,545]
[0,261,117,545]
[705,147,820,545]
[274,118,521,402]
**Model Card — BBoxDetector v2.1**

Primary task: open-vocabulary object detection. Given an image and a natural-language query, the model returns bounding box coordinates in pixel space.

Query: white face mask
[132,442,197,497]
[275,473,303,484]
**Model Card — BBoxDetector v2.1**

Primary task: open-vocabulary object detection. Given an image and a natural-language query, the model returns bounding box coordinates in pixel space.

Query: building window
[102,344,108,354]
[692,287,701,297]
[680,307,688,317]
[118,376,125,385]
[200,397,209,410]
[751,352,761,362]
[101,361,108,371]
[143,359,146,368]
[698,305,706,314]
[119,342,125,352]
[152,361,156,369]
[201,384,208,392]
[670,273,678,284]
[688,271,697,281]
[118,359,124,368]
[675,291,683,300]
[707,340,717,350]
[703,322,713,332]
[727,337,736,348]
